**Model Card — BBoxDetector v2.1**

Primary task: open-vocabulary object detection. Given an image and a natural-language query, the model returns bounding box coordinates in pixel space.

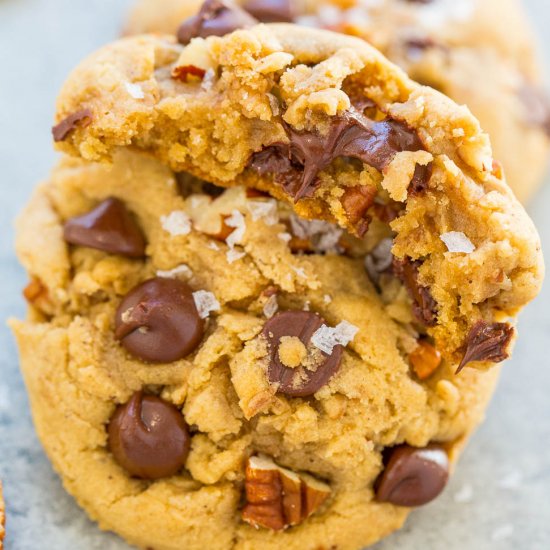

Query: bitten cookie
[125,0,550,203]
[12,17,544,550]
[52,21,544,367]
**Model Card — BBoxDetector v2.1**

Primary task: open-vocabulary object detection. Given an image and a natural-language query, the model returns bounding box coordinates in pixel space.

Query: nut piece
[23,277,51,312]
[409,340,442,380]
[242,455,330,531]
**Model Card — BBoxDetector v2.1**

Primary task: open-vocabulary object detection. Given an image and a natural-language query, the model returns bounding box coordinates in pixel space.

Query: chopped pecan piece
[410,340,442,380]
[242,455,330,531]
[340,185,377,238]
[172,65,206,82]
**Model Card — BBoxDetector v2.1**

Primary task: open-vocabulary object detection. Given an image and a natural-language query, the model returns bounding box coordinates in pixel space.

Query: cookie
[13,19,544,550]
[124,0,550,203]
[12,150,502,550]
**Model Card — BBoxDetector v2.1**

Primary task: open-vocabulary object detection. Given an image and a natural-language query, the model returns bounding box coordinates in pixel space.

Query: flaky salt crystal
[311,321,359,354]
[440,231,475,253]
[156,264,193,279]
[263,295,278,319]
[278,232,292,243]
[289,215,343,253]
[226,248,246,264]
[161,211,192,236]
[192,290,220,319]
[247,200,279,225]
[125,82,145,99]
[225,209,246,249]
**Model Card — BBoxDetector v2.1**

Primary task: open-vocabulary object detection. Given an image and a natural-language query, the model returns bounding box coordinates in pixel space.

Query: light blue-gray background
[0,1,549,548]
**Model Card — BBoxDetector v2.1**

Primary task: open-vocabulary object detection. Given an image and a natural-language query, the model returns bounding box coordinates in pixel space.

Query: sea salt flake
[247,200,279,225]
[323,294,332,304]
[208,241,220,251]
[289,215,343,253]
[156,264,193,279]
[453,484,474,503]
[225,209,246,249]
[226,248,246,264]
[263,295,279,318]
[440,231,475,254]
[278,232,292,243]
[311,321,359,354]
[201,68,216,91]
[291,266,307,279]
[192,290,220,319]
[161,211,192,236]
[125,82,145,99]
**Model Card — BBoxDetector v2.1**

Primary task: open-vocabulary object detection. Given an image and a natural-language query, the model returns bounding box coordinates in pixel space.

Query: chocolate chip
[108,391,191,479]
[249,110,431,204]
[177,0,258,45]
[63,198,146,257]
[52,108,93,142]
[392,257,438,326]
[456,320,514,374]
[262,311,342,397]
[375,444,449,507]
[241,0,294,22]
[518,85,550,137]
[115,278,204,363]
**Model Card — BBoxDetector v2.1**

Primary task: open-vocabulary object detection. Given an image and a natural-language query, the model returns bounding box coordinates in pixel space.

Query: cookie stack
[10,1,546,549]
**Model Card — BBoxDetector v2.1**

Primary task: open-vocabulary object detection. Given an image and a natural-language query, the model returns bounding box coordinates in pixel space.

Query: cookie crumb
[311,321,358,354]
[192,290,220,319]
[278,336,308,368]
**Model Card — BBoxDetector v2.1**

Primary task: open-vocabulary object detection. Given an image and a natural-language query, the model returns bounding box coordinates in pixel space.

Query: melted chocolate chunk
[392,257,438,326]
[63,198,146,257]
[115,278,204,363]
[242,0,294,22]
[375,444,449,507]
[519,85,550,137]
[52,108,92,142]
[249,111,431,202]
[262,311,343,397]
[108,391,191,479]
[177,0,258,45]
[457,320,514,373]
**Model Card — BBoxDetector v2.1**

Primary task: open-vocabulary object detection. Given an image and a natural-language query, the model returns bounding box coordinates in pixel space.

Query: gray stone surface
[0,1,548,548]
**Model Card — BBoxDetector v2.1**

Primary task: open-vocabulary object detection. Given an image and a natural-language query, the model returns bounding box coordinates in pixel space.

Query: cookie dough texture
[12,150,501,550]
[52,26,544,365]
[125,0,550,203]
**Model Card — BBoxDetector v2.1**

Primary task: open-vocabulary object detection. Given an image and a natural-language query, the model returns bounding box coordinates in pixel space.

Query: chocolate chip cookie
[12,16,544,550]
[125,0,550,203]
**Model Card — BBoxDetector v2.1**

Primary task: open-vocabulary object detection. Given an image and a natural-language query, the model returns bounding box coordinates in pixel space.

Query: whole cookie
[14,19,544,550]
[13,150,501,550]
[124,0,550,203]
